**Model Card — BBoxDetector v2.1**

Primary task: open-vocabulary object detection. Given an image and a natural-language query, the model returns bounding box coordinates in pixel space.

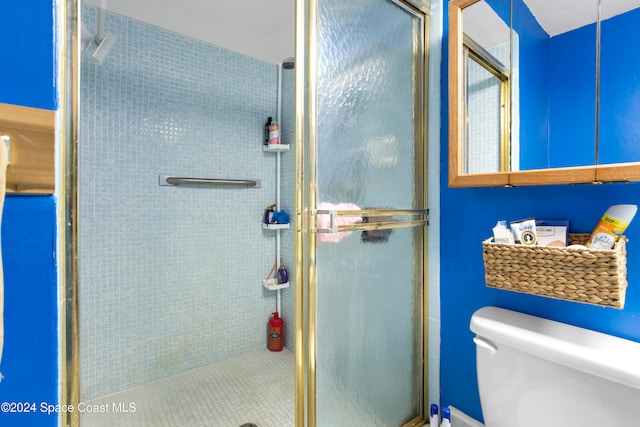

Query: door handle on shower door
[310,208,428,234]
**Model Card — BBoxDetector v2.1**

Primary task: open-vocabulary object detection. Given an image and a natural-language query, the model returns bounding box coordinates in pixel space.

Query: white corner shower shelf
[263,278,290,291]
[263,223,290,230]
[263,144,290,152]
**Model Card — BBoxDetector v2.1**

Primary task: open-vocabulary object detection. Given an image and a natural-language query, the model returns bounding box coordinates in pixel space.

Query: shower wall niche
[80,6,294,400]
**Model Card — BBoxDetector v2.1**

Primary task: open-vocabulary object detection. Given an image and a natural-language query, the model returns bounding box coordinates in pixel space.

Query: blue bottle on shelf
[277,265,289,284]
[263,204,275,224]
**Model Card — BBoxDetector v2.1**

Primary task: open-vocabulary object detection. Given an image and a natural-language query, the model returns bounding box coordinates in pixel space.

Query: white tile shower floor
[81,348,295,427]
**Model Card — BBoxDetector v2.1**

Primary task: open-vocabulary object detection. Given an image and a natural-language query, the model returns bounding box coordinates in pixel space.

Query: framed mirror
[449,0,640,187]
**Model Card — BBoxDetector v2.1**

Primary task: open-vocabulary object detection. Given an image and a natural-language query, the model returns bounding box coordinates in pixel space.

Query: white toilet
[470,306,640,427]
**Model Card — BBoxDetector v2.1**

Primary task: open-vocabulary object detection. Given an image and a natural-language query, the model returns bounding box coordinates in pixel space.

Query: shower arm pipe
[95,7,107,43]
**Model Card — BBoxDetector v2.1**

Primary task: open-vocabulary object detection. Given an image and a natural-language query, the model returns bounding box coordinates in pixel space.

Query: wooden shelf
[0,103,55,194]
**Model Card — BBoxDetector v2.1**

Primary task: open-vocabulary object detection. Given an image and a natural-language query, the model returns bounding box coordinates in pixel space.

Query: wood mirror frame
[448,0,640,187]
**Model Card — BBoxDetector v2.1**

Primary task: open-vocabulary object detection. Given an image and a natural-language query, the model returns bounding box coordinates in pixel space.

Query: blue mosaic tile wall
[80,6,294,400]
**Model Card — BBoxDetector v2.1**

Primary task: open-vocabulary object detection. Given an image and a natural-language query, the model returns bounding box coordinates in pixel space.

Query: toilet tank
[470,307,640,427]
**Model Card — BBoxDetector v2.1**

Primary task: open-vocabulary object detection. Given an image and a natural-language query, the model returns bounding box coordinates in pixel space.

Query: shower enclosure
[72,0,429,425]
[78,3,296,425]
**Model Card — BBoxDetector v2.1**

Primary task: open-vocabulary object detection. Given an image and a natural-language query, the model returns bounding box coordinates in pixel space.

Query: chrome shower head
[282,57,295,70]
[83,8,116,65]
[92,33,116,65]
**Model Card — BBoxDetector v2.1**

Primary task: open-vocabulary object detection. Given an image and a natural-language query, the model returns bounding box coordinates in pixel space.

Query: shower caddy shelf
[263,144,290,152]
[263,278,290,290]
[263,223,290,230]
[262,137,290,297]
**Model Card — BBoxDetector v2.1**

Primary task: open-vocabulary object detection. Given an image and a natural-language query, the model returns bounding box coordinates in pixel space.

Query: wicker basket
[482,233,628,309]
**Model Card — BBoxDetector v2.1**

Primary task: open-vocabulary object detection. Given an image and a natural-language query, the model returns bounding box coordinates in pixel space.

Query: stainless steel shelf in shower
[158,175,261,188]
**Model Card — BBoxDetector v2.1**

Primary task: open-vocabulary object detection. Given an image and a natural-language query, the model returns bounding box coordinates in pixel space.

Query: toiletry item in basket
[510,218,537,245]
[493,220,515,244]
[586,204,637,249]
[536,219,569,247]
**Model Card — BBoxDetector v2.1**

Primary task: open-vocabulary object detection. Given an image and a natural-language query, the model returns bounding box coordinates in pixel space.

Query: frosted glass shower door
[301,0,429,425]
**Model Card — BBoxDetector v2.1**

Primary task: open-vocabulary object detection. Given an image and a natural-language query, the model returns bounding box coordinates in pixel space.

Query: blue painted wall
[0,197,58,426]
[0,1,57,110]
[0,1,58,426]
[441,1,640,422]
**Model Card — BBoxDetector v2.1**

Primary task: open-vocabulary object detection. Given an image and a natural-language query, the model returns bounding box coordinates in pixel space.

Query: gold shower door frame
[60,0,80,426]
[293,0,430,425]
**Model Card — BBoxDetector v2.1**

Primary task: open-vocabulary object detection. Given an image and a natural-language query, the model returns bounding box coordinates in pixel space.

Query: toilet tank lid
[470,306,640,391]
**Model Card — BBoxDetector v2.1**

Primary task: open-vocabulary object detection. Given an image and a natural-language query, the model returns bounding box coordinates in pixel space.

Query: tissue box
[535,220,569,247]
